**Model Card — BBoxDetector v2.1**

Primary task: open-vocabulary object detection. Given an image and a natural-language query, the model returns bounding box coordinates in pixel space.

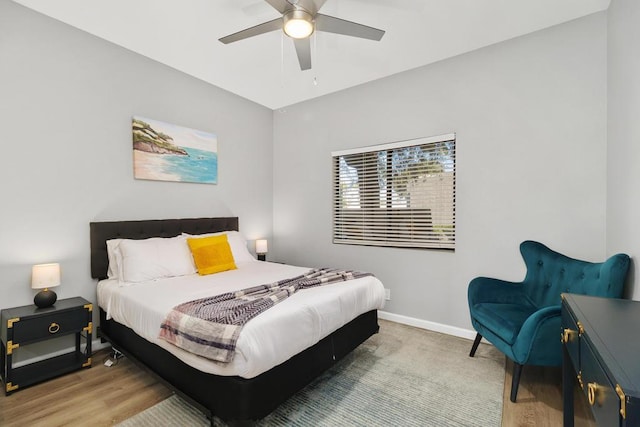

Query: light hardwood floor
[1,348,596,426]
[0,349,171,427]
[502,359,596,427]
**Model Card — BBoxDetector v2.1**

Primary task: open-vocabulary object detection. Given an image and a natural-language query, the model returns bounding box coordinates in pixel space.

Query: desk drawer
[580,337,620,426]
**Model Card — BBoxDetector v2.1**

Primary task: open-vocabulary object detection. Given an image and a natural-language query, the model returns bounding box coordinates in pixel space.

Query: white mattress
[97,260,386,379]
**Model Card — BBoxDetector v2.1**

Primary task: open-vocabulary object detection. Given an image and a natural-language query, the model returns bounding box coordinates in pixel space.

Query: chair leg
[510,362,524,402]
[469,333,483,357]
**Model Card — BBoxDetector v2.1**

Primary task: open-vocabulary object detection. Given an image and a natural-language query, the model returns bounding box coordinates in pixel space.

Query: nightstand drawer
[580,336,620,426]
[11,307,88,344]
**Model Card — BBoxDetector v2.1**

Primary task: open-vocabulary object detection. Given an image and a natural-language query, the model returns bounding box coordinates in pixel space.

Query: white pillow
[119,235,197,283]
[106,238,124,279]
[182,230,256,263]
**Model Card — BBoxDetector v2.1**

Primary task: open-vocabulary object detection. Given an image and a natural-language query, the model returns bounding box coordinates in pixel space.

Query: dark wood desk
[561,294,640,426]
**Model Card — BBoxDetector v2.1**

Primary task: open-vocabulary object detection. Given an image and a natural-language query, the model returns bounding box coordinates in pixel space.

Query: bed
[90,217,384,422]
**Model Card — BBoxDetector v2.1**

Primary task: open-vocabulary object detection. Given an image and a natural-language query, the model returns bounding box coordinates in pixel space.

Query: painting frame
[132,116,218,184]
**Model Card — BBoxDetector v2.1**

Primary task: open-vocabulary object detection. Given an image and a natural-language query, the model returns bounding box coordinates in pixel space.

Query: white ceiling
[13,0,610,110]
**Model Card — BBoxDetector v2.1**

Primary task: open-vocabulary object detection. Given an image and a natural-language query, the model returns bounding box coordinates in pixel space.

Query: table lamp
[256,239,268,261]
[32,263,60,308]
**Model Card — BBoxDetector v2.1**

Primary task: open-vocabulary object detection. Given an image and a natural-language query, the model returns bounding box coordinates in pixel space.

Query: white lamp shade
[256,239,268,254]
[31,263,61,289]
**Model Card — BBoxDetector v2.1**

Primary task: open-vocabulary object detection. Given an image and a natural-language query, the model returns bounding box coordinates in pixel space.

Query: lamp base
[257,254,266,261]
[34,289,57,308]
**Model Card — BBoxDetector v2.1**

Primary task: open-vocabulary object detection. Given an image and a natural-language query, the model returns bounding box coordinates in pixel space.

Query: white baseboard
[93,339,112,352]
[13,338,112,368]
[378,310,480,341]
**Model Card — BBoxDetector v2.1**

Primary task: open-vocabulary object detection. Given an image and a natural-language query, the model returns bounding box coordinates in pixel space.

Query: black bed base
[99,308,379,421]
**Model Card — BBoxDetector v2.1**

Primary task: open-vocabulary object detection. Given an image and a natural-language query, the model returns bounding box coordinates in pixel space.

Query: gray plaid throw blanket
[158,268,372,363]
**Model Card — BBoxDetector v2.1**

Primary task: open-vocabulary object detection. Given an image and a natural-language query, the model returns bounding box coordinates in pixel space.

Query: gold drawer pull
[616,384,626,419]
[48,322,60,334]
[562,328,577,343]
[588,382,599,406]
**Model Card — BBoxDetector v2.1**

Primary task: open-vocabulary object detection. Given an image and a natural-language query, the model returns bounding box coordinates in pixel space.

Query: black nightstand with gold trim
[1,297,92,395]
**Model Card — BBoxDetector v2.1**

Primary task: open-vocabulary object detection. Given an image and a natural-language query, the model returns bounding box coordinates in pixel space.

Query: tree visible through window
[332,134,455,249]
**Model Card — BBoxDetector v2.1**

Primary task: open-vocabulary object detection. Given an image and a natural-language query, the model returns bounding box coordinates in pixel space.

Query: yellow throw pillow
[187,235,237,275]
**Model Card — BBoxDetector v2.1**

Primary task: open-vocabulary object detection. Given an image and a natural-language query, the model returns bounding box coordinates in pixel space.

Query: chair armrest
[468,276,525,305]
[512,305,562,365]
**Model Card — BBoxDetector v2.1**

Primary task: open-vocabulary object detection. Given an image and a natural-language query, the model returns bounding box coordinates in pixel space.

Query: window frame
[331,133,456,250]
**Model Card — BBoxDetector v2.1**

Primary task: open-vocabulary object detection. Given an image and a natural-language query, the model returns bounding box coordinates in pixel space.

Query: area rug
[117,320,504,426]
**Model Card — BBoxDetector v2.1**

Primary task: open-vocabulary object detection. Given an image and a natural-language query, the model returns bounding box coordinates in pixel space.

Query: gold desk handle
[577,373,584,390]
[616,384,626,419]
[588,382,599,406]
[49,322,60,334]
[562,328,577,343]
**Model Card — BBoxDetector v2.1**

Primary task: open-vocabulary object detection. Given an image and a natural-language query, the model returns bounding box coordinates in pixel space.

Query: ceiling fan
[219,0,385,71]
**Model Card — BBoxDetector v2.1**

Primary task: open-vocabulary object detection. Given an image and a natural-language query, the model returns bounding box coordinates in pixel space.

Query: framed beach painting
[132,116,218,184]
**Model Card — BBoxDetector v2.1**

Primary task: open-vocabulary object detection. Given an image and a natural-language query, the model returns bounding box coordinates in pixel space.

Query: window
[332,133,455,250]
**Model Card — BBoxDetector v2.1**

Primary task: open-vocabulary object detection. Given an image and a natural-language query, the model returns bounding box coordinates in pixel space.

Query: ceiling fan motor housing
[283,9,315,39]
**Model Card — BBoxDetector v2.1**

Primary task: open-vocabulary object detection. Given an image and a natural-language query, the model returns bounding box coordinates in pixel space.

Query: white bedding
[97,260,385,379]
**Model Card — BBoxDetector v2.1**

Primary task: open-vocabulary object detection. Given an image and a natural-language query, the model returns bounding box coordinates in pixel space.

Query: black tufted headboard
[89,217,239,280]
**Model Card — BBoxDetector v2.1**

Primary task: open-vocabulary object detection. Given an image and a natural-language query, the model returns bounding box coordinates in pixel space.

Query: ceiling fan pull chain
[313,31,318,86]
[281,32,285,87]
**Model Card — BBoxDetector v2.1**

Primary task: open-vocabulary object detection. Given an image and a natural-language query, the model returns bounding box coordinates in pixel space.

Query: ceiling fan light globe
[283,10,314,39]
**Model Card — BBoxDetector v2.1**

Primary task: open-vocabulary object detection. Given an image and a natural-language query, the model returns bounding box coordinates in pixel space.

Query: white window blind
[332,133,455,250]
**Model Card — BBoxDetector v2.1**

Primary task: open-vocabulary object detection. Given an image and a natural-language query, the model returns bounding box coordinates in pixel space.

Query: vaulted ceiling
[13,0,610,109]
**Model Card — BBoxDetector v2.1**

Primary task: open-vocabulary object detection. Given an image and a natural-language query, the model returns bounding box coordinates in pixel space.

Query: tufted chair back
[520,241,629,308]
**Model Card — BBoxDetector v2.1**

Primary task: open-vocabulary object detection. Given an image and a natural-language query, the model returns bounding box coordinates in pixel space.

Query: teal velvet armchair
[468,241,629,402]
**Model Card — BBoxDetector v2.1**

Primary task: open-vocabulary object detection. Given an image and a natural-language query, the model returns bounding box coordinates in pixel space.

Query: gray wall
[607,0,640,299]
[0,0,274,351]
[273,13,608,331]
[0,0,616,350]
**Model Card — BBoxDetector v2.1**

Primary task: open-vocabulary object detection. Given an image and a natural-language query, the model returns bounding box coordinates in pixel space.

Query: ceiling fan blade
[293,38,312,70]
[308,0,329,13]
[282,0,327,15]
[264,0,290,14]
[219,18,282,44]
[315,14,385,41]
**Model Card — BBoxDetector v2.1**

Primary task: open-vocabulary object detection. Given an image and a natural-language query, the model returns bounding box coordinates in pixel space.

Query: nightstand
[1,297,93,395]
